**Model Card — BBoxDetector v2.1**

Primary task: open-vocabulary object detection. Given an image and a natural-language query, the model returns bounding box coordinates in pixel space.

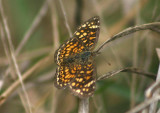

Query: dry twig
[97,67,156,81]
[0,0,33,112]
[95,22,160,53]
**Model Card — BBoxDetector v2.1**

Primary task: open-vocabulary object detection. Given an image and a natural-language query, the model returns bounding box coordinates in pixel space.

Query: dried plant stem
[47,0,60,113]
[95,22,160,53]
[126,95,160,113]
[0,24,32,113]
[127,49,160,113]
[0,0,33,112]
[78,98,89,113]
[47,0,60,50]
[59,0,72,37]
[131,3,140,106]
[0,46,52,66]
[108,0,147,35]
[0,54,53,106]
[97,67,156,81]
[15,1,48,55]
[3,1,48,78]
[148,49,160,113]
[156,48,160,61]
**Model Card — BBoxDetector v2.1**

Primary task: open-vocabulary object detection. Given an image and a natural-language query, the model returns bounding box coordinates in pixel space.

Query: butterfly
[54,16,100,98]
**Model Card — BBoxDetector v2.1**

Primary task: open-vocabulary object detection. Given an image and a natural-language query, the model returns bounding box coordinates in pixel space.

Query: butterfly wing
[54,64,77,88]
[74,16,100,50]
[54,16,99,97]
[54,16,100,65]
[69,61,96,98]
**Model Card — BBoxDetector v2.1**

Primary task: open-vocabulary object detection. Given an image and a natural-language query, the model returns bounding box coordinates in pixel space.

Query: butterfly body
[54,16,100,98]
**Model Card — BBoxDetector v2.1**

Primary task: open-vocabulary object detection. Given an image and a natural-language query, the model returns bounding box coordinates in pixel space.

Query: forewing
[54,16,100,65]
[54,38,85,65]
[69,62,96,98]
[74,16,100,50]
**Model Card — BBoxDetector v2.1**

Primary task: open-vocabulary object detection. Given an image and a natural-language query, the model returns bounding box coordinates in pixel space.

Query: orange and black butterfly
[54,16,100,98]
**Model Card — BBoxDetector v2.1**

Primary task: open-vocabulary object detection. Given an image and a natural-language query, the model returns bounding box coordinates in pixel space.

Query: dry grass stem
[47,0,60,112]
[0,53,53,106]
[156,48,160,61]
[59,0,72,37]
[96,22,160,53]
[0,0,33,112]
[97,67,156,81]
[47,0,60,50]
[78,98,89,113]
[15,1,48,55]
[148,50,160,113]
[0,24,33,113]
[2,1,48,80]
[126,95,160,113]
[0,46,52,66]
[109,0,148,35]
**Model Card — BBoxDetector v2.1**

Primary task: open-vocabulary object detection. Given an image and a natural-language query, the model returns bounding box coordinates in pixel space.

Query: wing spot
[89,43,94,46]
[80,71,84,73]
[76,89,80,93]
[65,69,69,72]
[83,32,87,36]
[76,78,83,82]
[66,44,70,47]
[60,55,64,58]
[60,71,63,74]
[83,40,87,43]
[81,30,84,32]
[66,48,71,50]
[79,78,83,82]
[80,46,84,49]
[85,76,91,80]
[92,25,98,28]
[82,24,86,27]
[71,69,76,73]
[76,83,79,87]
[86,70,93,74]
[79,35,83,38]
[90,37,95,40]
[86,88,89,92]
[76,32,80,35]
[72,82,75,86]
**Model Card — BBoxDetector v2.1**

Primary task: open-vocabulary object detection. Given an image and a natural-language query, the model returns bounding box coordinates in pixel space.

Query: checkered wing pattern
[54,16,100,98]
[69,62,96,98]
[54,64,76,88]
[54,16,100,65]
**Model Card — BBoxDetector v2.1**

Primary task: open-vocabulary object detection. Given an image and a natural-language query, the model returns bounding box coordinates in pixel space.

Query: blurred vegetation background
[0,0,160,113]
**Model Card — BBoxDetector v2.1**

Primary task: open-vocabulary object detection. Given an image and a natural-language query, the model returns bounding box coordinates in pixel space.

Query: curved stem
[95,22,160,53]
